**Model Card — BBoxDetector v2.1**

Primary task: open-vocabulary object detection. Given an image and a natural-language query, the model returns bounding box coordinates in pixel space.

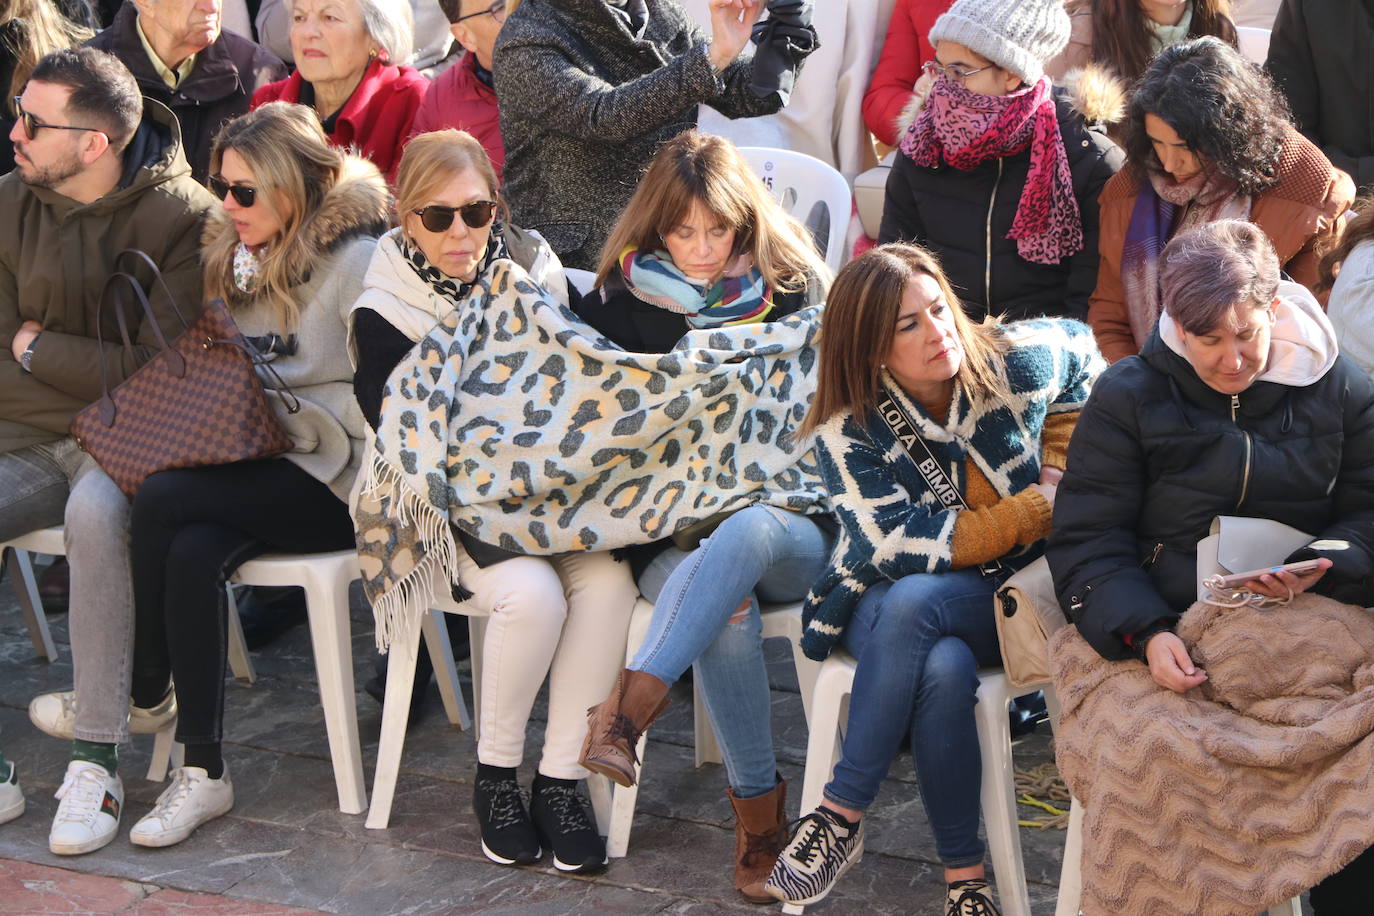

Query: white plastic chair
[738,147,853,274]
[1,527,61,661]
[564,268,597,298]
[1237,26,1272,64]
[783,651,1052,916]
[603,597,821,858]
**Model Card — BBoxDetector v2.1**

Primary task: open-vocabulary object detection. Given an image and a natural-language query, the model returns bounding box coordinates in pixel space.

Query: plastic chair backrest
[737,146,852,274]
[1237,27,1271,64]
[565,267,597,297]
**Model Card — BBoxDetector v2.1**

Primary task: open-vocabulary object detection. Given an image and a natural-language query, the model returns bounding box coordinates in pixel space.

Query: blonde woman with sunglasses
[349,128,636,876]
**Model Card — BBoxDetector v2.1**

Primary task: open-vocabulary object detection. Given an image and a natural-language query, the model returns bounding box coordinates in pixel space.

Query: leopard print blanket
[354,259,830,649]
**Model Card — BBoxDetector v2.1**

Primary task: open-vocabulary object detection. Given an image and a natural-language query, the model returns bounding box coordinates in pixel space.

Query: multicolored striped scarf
[619,247,775,328]
[901,75,1082,266]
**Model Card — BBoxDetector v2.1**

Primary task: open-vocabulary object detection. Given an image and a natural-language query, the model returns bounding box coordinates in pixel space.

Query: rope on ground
[1014,761,1070,829]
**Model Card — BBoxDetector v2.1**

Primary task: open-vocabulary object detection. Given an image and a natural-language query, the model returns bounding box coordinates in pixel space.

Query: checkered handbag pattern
[69,259,294,499]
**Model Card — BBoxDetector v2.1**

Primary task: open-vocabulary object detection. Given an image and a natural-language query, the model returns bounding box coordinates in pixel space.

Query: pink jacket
[409,53,505,182]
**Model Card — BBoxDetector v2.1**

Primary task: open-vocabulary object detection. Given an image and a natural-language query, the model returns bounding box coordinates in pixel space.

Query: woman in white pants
[349,129,637,873]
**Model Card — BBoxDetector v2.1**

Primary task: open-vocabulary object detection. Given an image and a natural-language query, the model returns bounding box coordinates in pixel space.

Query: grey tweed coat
[493,0,816,269]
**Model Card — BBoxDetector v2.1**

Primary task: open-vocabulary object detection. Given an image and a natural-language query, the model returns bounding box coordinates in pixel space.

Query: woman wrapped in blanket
[762,243,1104,912]
[574,129,834,903]
[116,102,389,848]
[349,128,637,875]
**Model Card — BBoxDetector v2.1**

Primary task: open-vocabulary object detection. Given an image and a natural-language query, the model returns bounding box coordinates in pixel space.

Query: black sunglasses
[12,96,105,142]
[208,175,257,207]
[413,200,496,233]
[453,0,506,24]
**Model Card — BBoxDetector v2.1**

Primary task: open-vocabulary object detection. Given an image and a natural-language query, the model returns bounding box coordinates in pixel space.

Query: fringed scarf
[353,258,830,651]
[1120,169,1252,348]
[901,74,1082,266]
[620,247,775,327]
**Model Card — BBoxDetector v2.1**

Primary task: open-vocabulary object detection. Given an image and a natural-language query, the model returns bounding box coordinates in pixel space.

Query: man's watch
[19,335,37,373]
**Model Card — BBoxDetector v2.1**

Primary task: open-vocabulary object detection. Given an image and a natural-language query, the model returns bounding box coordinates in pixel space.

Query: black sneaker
[764,807,865,905]
[947,878,1002,916]
[472,770,541,866]
[529,774,607,874]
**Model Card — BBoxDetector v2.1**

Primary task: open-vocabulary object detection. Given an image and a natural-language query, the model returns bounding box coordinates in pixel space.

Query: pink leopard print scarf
[900,75,1082,266]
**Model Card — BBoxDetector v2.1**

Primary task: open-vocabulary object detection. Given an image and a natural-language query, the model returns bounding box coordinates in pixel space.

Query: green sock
[0,749,11,783]
[71,740,118,777]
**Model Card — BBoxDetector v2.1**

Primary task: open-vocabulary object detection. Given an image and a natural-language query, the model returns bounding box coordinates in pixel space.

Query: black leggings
[1311,843,1374,915]
[131,459,354,745]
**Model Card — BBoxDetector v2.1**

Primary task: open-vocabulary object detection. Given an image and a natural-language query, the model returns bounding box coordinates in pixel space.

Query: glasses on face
[207,175,257,207]
[921,59,996,82]
[453,0,506,24]
[413,200,496,233]
[12,97,105,142]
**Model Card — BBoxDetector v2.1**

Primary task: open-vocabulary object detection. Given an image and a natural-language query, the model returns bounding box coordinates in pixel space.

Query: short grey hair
[358,0,413,66]
[1160,220,1281,335]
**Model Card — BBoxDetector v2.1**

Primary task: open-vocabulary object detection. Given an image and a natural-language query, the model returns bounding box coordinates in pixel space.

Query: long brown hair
[204,103,346,331]
[1,0,92,112]
[798,243,1011,439]
[1317,198,1374,293]
[1071,0,1237,84]
[595,129,831,294]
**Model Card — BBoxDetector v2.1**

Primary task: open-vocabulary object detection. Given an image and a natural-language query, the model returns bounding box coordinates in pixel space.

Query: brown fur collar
[893,62,1127,140]
[201,154,391,307]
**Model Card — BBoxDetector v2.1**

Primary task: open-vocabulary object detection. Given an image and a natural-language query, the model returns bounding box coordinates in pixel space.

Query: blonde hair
[595,130,832,294]
[394,129,501,224]
[204,102,346,331]
[798,243,1012,439]
[1,0,93,112]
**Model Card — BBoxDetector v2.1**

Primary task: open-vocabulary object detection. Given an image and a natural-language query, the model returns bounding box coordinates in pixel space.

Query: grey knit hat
[928,0,1070,85]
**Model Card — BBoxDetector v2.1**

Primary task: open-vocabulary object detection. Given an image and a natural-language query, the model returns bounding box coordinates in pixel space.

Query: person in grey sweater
[493,0,816,269]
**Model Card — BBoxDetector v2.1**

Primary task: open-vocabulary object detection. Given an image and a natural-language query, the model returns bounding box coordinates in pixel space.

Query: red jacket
[862,0,948,148]
[252,59,428,182]
[408,53,504,181]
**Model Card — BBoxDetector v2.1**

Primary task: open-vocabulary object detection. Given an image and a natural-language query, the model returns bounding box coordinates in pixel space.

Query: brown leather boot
[579,669,671,788]
[727,779,788,904]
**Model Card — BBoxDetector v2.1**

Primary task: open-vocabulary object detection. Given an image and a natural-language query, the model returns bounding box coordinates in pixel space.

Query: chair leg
[797,670,849,815]
[365,618,423,829]
[468,615,487,741]
[223,584,257,683]
[147,724,180,782]
[300,566,366,815]
[693,676,722,767]
[8,548,57,661]
[586,773,613,838]
[422,610,469,729]
[975,677,1031,916]
[1055,796,1084,916]
[1267,899,1302,916]
[605,732,647,858]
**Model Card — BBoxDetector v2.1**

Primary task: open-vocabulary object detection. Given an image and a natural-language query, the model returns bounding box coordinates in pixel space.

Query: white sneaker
[0,765,24,824]
[49,760,122,855]
[29,689,177,741]
[130,765,233,848]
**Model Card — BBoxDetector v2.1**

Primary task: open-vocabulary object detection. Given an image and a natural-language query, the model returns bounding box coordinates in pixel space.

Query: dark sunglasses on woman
[207,175,257,208]
[412,200,497,233]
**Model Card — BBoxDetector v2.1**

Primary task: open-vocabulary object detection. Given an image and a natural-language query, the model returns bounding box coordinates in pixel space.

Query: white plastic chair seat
[1237,26,1271,64]
[738,147,853,274]
[784,650,1053,916]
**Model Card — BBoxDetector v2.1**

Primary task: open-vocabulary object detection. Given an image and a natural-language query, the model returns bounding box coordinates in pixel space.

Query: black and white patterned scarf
[399,221,511,304]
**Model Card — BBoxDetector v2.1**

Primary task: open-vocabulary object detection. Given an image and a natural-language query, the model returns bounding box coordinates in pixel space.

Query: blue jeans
[632,506,833,798]
[823,569,1002,868]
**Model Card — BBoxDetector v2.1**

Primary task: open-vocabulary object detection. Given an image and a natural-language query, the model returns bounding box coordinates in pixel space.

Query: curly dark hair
[1123,36,1290,196]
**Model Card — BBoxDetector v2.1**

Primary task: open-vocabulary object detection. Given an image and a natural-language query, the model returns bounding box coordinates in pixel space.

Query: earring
[368,47,378,59]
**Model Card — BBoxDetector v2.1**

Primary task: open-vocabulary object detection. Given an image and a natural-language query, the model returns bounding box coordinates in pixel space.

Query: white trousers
[454,548,637,779]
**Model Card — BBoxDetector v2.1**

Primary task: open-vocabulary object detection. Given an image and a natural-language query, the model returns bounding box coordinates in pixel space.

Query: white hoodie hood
[1160,279,1339,388]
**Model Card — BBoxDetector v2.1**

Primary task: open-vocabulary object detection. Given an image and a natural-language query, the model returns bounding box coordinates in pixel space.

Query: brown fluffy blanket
[1050,593,1374,915]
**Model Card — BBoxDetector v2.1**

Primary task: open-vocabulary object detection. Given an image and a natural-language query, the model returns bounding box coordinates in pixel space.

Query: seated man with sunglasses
[409,0,512,180]
[0,47,214,854]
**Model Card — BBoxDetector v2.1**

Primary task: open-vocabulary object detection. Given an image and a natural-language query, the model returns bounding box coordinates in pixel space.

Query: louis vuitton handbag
[69,249,297,499]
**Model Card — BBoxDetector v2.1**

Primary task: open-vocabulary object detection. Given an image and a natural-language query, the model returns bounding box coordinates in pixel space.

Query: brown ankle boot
[579,669,671,788]
[727,780,788,904]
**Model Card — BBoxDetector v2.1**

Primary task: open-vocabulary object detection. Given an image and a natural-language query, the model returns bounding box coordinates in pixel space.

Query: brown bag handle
[91,270,184,427]
[113,248,193,333]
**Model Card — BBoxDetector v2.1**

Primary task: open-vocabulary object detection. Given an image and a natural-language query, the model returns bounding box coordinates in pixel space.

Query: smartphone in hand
[1212,559,1325,589]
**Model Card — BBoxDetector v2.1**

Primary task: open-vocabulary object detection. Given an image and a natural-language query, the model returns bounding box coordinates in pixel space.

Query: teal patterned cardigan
[800,318,1105,661]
